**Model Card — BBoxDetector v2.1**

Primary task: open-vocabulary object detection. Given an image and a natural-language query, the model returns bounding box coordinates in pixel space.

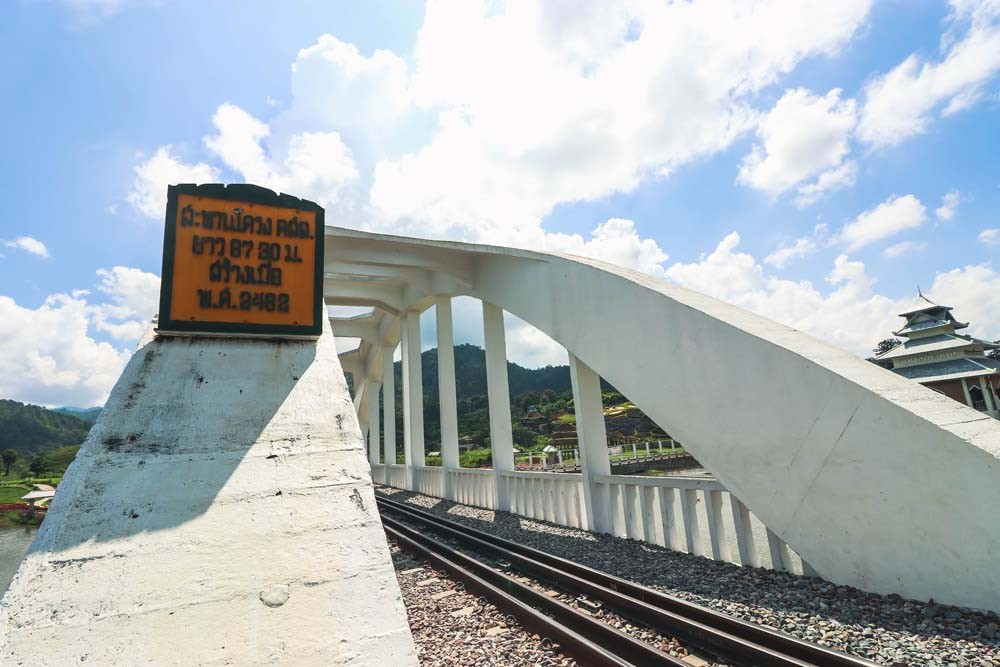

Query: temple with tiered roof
[875,299,999,418]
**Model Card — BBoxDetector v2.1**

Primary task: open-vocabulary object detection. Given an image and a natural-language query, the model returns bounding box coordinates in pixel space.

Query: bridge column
[436,297,460,500]
[401,311,424,490]
[569,353,611,533]
[368,379,381,467]
[383,343,397,469]
[483,302,514,511]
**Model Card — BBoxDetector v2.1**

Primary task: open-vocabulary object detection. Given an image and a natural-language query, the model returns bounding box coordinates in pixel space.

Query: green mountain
[52,406,102,423]
[417,343,572,399]
[0,400,93,457]
[382,344,621,453]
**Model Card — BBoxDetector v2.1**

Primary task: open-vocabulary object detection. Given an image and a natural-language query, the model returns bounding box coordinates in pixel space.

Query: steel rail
[383,515,685,666]
[380,500,805,667]
[377,494,877,667]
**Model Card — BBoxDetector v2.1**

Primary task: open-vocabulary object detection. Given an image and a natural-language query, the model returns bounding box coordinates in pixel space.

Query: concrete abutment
[0,319,417,665]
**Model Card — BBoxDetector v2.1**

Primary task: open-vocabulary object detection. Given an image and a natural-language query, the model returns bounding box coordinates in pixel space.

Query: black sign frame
[157,183,325,339]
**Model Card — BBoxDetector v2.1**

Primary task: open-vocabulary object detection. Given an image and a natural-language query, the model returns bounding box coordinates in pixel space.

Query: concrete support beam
[368,382,381,465]
[436,297,460,500]
[383,346,397,465]
[401,312,424,488]
[483,302,514,511]
[324,280,404,316]
[569,353,611,533]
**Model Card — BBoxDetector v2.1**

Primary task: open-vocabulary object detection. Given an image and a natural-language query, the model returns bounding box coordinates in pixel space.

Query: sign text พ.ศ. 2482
[157,184,325,339]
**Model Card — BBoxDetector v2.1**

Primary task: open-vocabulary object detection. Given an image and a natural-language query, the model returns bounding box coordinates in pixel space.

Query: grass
[0,485,31,504]
[0,477,62,488]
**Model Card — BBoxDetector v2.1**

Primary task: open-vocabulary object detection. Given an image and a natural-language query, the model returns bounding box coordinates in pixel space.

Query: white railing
[450,467,496,510]
[384,464,407,490]
[595,473,802,572]
[413,465,445,497]
[501,470,586,529]
[373,462,806,574]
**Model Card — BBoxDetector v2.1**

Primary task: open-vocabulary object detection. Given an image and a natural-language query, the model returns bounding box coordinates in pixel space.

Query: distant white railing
[384,464,407,490]
[372,462,805,573]
[501,470,586,528]
[450,467,496,510]
[413,465,445,497]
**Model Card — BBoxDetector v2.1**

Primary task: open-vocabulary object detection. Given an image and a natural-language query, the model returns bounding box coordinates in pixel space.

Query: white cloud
[665,232,1000,357]
[793,161,857,207]
[203,103,360,210]
[128,0,873,264]
[666,233,897,354]
[838,194,927,251]
[0,292,129,407]
[89,266,161,342]
[288,34,413,135]
[858,1,1000,147]
[924,262,1000,342]
[3,236,50,259]
[883,240,927,258]
[978,228,1000,245]
[0,266,159,407]
[738,88,857,204]
[764,237,818,268]
[127,146,220,219]
[502,313,569,369]
[935,189,962,221]
[366,0,872,244]
[540,218,670,278]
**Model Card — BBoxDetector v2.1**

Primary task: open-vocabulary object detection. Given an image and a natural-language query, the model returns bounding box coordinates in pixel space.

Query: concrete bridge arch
[326,226,1000,613]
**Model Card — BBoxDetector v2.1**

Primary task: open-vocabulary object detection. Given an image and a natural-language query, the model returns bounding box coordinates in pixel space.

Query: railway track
[376,494,878,667]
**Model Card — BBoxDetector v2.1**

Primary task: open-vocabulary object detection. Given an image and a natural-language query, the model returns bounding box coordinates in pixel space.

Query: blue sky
[1,0,998,407]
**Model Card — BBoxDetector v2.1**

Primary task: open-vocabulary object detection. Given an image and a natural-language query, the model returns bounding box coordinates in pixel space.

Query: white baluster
[729,497,759,567]
[679,488,702,555]
[766,528,788,572]
[703,489,726,561]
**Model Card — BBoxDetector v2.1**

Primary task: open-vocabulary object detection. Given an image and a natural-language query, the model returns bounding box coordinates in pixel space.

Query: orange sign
[157,184,324,338]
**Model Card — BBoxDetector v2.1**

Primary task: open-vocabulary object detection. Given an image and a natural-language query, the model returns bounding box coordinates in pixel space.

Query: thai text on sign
[157,184,325,338]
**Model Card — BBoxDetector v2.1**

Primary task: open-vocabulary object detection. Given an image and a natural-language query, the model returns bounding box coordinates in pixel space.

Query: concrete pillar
[436,297,460,500]
[368,380,381,466]
[401,313,424,489]
[383,344,396,466]
[961,378,974,408]
[483,302,514,510]
[980,377,997,414]
[569,353,611,533]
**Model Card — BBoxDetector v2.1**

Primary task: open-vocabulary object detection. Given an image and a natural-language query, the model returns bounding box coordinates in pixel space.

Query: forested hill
[52,406,102,423]
[417,344,572,398]
[0,400,93,456]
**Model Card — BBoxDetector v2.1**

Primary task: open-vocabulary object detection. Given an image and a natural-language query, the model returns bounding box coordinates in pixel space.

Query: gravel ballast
[389,539,577,666]
[378,487,1000,667]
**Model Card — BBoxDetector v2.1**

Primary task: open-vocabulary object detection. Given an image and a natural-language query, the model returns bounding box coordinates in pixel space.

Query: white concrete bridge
[327,226,1000,614]
[4,220,999,665]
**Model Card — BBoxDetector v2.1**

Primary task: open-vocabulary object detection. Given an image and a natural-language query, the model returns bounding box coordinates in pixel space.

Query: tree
[873,338,902,357]
[28,455,47,478]
[511,424,536,449]
[2,449,16,476]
